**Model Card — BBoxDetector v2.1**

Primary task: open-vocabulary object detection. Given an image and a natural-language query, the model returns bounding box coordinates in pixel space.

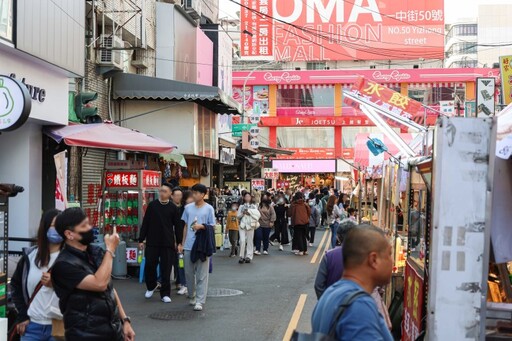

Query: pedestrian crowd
[8,181,391,341]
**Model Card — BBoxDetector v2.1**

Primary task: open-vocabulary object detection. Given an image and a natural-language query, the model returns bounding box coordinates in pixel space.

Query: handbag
[290,291,368,341]
[9,280,45,341]
[223,235,231,249]
[52,318,65,339]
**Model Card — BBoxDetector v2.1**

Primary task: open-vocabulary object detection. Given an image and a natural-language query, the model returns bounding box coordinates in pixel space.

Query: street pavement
[114,229,331,341]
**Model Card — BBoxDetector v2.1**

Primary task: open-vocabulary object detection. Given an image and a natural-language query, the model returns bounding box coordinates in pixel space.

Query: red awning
[354,133,414,168]
[45,122,176,154]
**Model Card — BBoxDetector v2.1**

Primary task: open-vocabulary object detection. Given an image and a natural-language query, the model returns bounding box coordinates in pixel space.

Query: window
[445,42,477,59]
[277,127,334,148]
[0,0,14,42]
[277,87,334,108]
[306,62,326,70]
[408,84,466,107]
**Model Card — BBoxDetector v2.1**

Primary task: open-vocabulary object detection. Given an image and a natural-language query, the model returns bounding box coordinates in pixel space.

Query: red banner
[402,261,425,341]
[348,76,423,120]
[259,116,373,127]
[105,170,161,189]
[240,0,273,58]
[241,0,444,61]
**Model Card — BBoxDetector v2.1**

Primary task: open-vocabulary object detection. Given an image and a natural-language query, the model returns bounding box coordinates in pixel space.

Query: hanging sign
[251,178,265,191]
[476,77,495,117]
[249,126,260,137]
[499,55,512,106]
[0,75,32,131]
[249,139,260,148]
[263,168,279,180]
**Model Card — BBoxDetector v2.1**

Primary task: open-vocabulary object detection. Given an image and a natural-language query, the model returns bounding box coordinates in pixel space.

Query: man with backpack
[310,225,393,340]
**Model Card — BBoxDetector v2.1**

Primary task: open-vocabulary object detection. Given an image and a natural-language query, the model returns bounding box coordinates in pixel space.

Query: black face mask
[78,229,95,246]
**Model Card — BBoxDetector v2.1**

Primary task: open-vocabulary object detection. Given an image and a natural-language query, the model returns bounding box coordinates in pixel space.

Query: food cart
[101,169,161,266]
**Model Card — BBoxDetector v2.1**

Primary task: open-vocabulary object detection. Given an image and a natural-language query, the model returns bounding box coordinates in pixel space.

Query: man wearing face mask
[270,195,289,250]
[52,207,135,341]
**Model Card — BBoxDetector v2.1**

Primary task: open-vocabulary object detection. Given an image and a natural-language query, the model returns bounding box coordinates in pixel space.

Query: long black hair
[35,209,61,269]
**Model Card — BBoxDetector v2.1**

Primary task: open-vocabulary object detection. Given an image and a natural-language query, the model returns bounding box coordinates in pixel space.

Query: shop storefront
[232,68,500,164]
[112,73,241,189]
[0,47,70,244]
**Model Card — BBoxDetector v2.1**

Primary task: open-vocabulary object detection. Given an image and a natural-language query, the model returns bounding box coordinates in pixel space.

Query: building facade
[0,0,84,242]
[444,20,478,68]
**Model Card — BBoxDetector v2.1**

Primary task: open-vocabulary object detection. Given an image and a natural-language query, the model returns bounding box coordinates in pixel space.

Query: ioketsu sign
[0,75,32,132]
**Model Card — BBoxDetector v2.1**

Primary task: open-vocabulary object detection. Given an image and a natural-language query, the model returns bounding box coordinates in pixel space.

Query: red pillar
[269,126,277,148]
[334,126,342,158]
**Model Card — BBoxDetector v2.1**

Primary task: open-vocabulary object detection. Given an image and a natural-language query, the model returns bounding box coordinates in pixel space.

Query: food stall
[102,169,161,266]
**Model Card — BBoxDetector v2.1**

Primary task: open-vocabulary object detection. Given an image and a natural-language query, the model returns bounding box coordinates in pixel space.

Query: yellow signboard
[500,55,512,105]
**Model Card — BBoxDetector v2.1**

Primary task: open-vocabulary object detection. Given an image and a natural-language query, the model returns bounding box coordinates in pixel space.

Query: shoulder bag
[290,291,369,341]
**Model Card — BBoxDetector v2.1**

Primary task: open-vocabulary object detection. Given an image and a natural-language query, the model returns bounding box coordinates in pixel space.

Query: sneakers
[309,243,313,247]
[292,249,299,253]
[269,240,275,246]
[295,251,304,256]
[254,250,261,256]
[279,245,284,251]
[189,298,196,306]
[161,296,172,303]
[177,287,188,296]
[245,257,251,263]
[194,303,203,311]
[263,250,269,255]
[144,283,161,299]
[239,258,245,264]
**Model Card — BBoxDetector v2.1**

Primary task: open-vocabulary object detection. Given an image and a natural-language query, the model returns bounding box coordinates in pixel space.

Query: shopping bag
[223,235,231,249]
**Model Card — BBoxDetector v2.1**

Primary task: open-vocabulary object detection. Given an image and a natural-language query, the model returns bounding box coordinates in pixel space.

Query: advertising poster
[240,0,444,61]
[499,55,512,106]
[402,261,424,341]
[232,86,253,116]
[476,77,495,117]
[251,178,265,191]
[253,85,269,116]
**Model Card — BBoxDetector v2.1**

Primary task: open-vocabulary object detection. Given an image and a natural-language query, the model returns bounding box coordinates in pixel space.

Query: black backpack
[291,291,369,341]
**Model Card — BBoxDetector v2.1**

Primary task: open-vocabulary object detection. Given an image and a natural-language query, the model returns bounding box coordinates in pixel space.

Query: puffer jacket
[289,199,311,226]
[52,245,123,341]
[258,205,276,228]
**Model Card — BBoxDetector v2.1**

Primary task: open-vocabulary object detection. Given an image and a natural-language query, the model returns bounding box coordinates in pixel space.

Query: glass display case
[101,170,161,265]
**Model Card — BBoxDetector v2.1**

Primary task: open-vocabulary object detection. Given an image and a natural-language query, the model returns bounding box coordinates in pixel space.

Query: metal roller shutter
[81,149,116,227]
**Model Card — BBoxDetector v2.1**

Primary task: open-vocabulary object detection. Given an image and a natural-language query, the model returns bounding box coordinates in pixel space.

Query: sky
[218,0,512,23]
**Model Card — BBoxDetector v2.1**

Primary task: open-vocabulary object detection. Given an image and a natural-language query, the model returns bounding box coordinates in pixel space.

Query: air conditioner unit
[131,59,148,69]
[184,0,201,19]
[98,34,124,69]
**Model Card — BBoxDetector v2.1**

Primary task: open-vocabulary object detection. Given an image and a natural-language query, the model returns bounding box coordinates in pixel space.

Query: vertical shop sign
[262,168,279,179]
[476,77,495,117]
[402,261,424,341]
[233,85,253,117]
[240,0,273,58]
[253,85,269,116]
[251,178,265,191]
[499,55,512,106]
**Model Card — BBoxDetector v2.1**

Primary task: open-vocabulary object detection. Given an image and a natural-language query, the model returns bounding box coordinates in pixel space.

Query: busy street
[2,0,512,340]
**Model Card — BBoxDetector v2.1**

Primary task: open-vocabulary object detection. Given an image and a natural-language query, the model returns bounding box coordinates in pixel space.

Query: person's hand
[270,223,274,228]
[177,244,183,253]
[41,272,52,287]
[17,320,29,335]
[104,233,120,252]
[193,224,205,231]
[123,322,135,341]
[138,242,145,250]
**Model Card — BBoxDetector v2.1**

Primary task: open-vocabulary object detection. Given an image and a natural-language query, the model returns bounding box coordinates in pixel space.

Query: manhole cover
[149,311,197,321]
[207,288,244,297]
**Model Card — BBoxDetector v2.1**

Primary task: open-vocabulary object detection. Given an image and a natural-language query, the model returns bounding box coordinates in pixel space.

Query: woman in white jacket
[237,193,261,264]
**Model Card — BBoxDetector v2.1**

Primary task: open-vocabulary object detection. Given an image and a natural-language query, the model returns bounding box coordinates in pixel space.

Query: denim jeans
[254,227,271,252]
[330,222,339,249]
[21,322,55,341]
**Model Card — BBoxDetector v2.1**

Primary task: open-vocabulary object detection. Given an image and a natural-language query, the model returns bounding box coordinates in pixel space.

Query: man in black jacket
[139,183,182,303]
[52,207,135,341]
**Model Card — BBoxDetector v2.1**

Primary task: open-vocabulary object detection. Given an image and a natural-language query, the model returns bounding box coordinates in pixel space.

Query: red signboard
[233,68,500,86]
[240,0,444,61]
[275,148,336,160]
[251,178,265,191]
[402,261,425,341]
[105,170,161,189]
[240,0,273,57]
[259,116,372,127]
[348,76,424,120]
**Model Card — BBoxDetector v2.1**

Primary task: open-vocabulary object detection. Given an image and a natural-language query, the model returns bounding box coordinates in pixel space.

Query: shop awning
[45,122,176,154]
[160,150,187,167]
[112,73,242,114]
[258,146,295,157]
[354,133,414,168]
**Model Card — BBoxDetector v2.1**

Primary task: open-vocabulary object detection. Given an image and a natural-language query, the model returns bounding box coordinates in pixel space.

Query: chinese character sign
[263,168,279,180]
[126,248,138,263]
[240,0,444,61]
[142,171,162,188]
[251,178,266,191]
[348,77,423,120]
[500,55,512,106]
[402,261,424,341]
[240,0,273,58]
[106,172,139,188]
